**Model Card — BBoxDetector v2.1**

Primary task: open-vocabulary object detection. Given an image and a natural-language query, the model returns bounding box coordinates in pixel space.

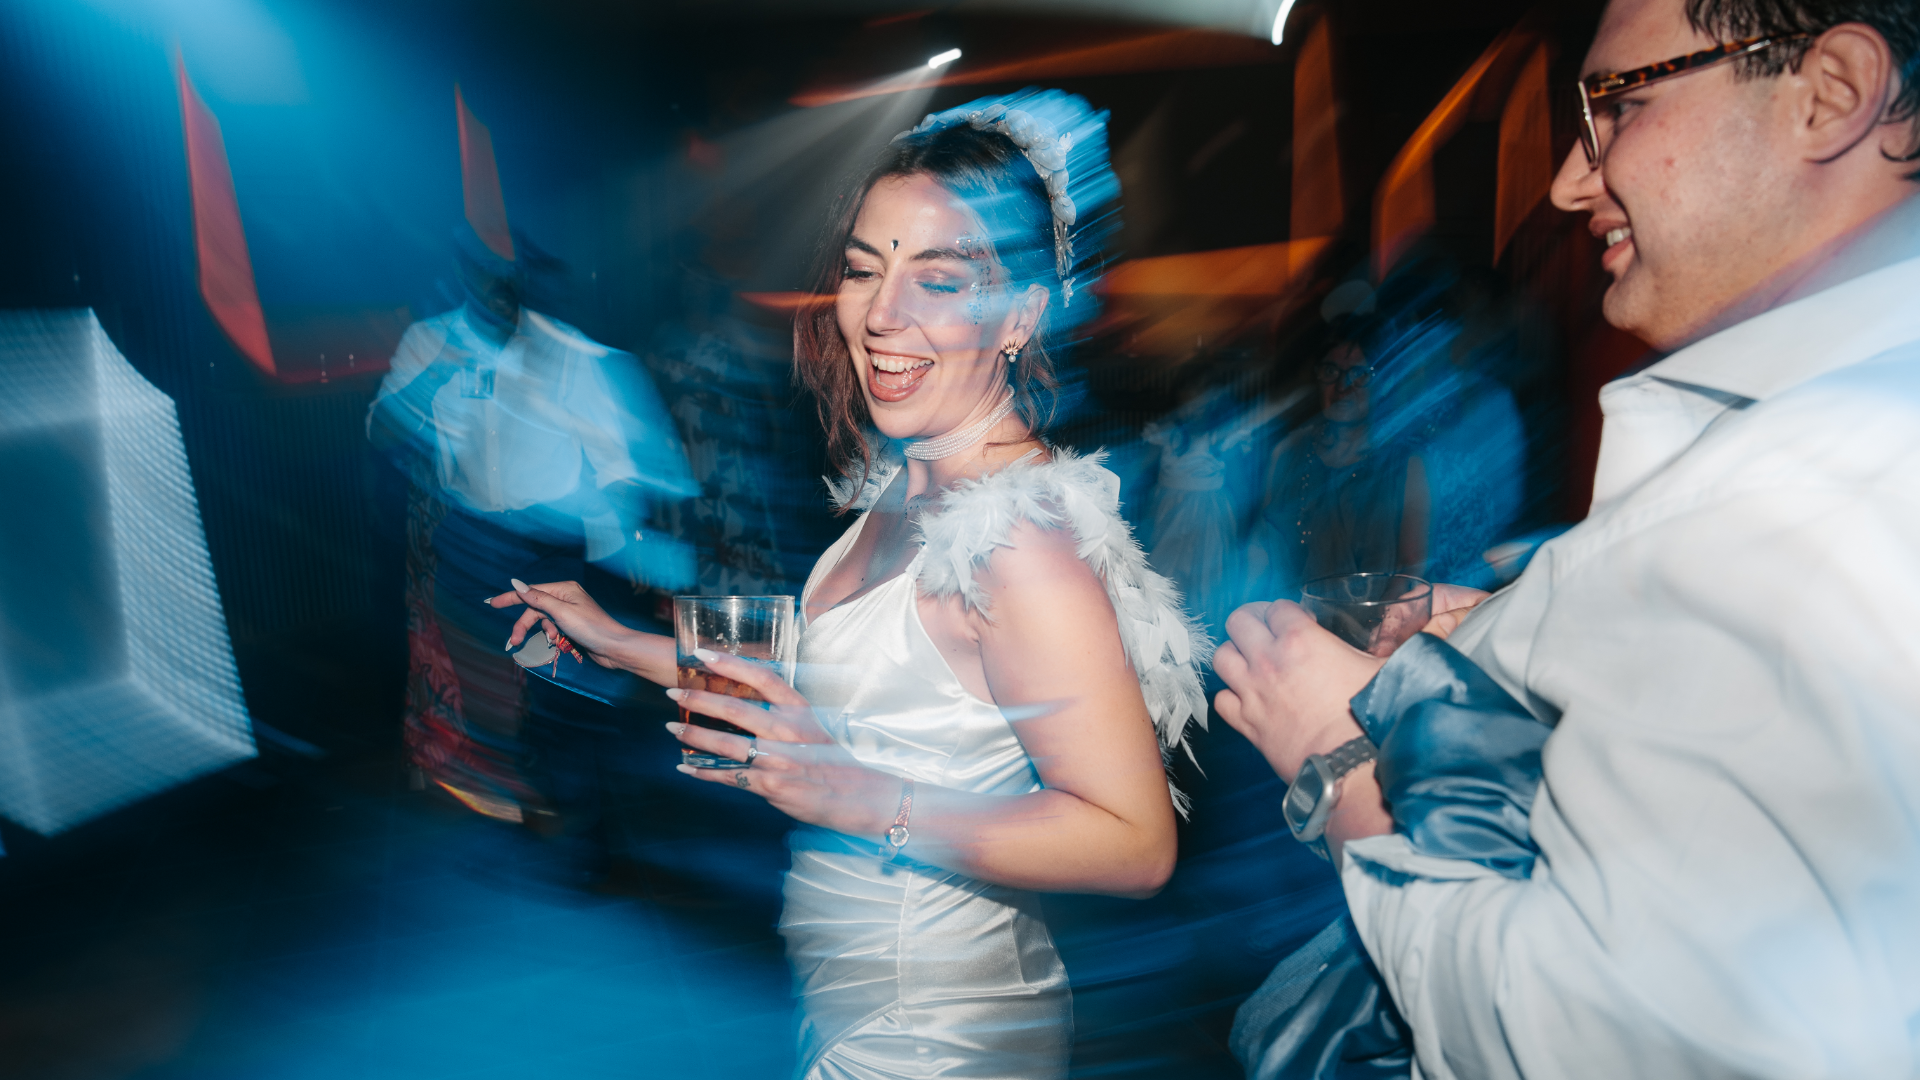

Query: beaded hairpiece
[895,102,1082,306]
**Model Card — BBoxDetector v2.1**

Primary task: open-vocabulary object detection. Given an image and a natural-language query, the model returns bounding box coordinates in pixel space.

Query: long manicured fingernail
[665,721,685,735]
[674,764,696,775]
[509,578,530,592]
[504,639,515,652]
[692,648,719,664]
[664,688,685,701]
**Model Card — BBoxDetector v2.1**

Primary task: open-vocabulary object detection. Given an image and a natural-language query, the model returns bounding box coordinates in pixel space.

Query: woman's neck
[1314,417,1369,468]
[903,414,1043,499]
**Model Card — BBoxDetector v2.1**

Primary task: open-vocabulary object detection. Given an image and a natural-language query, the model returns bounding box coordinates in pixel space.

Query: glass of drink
[1300,573,1433,658]
[672,595,797,769]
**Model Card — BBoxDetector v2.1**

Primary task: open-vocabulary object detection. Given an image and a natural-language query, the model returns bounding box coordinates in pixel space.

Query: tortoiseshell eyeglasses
[1577,32,1813,166]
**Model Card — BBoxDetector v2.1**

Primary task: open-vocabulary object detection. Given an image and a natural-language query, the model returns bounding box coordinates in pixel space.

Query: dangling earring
[1002,342,1023,364]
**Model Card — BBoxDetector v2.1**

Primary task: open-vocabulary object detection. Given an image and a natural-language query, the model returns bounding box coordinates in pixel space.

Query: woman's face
[1319,342,1371,423]
[836,173,1041,441]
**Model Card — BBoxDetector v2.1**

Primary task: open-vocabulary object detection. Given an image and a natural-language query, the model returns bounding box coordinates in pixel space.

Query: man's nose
[1549,141,1602,213]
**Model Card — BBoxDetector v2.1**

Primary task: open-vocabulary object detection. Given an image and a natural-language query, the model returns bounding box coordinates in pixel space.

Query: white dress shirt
[1340,249,1920,1078]
[372,307,659,559]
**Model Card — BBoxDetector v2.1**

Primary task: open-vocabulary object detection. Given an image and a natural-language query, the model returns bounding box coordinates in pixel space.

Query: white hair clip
[897,102,1080,306]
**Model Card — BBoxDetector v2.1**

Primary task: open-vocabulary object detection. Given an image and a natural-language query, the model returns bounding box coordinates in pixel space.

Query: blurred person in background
[1244,304,1417,607]
[643,270,811,598]
[1246,267,1525,607]
[489,90,1213,1079]
[1141,382,1294,634]
[367,226,694,886]
[1218,0,1920,1075]
[1398,287,1528,591]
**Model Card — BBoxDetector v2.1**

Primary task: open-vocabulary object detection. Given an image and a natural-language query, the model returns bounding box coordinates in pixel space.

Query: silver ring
[745,739,763,767]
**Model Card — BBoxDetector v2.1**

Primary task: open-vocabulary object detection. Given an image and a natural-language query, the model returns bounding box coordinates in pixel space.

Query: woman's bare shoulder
[976,517,1101,590]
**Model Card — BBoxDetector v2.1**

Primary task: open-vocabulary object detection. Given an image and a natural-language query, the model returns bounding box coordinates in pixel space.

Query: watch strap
[1286,735,1378,857]
[1322,735,1378,781]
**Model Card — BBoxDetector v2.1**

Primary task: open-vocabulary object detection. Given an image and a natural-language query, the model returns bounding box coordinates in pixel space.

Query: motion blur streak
[0,311,255,835]
[1291,14,1342,241]
[794,29,1280,108]
[790,62,951,109]
[1101,239,1333,356]
[175,49,275,376]
[1494,43,1554,264]
[1270,0,1302,44]
[1373,31,1514,278]
[739,292,836,312]
[455,86,516,264]
[1103,243,1336,296]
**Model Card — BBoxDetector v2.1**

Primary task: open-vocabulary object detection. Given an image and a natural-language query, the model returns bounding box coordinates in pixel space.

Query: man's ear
[1797,23,1898,164]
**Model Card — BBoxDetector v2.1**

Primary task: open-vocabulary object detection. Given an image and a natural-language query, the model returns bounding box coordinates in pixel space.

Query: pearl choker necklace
[903,393,1017,461]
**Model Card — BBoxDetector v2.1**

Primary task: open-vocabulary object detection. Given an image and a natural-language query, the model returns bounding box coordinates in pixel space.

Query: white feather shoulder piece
[901,448,1213,762]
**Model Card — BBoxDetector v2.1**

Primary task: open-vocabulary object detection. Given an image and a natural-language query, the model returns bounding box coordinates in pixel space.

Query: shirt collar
[1645,207,1920,402]
[450,306,524,354]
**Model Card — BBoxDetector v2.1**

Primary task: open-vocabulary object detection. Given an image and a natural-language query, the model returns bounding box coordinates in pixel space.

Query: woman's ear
[1009,283,1051,347]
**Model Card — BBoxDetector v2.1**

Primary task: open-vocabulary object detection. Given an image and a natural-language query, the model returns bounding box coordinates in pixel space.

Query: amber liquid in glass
[677,663,763,767]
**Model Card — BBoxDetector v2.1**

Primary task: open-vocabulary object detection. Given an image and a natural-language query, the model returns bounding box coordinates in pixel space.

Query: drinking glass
[672,595,797,769]
[1300,574,1433,657]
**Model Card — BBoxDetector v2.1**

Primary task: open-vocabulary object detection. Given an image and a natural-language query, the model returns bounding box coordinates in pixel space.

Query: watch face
[1283,765,1328,832]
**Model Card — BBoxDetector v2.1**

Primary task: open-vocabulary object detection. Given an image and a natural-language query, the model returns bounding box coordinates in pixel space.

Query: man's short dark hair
[1687,0,1920,158]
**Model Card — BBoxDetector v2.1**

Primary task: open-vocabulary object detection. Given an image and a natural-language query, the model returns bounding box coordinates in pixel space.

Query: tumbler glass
[672,596,797,769]
[1300,574,1433,657]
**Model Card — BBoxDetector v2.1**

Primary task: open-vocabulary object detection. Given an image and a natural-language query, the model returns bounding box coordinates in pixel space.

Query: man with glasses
[1216,0,1920,1075]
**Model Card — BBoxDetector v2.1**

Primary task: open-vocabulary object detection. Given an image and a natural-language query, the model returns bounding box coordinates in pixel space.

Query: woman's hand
[487,579,672,683]
[668,650,897,836]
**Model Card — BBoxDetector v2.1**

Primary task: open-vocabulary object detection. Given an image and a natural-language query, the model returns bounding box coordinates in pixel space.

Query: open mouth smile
[867,351,934,402]
[1599,224,1634,274]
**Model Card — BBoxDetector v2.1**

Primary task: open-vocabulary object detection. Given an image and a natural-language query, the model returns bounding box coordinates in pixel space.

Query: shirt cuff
[1340,835,1514,1080]
[1344,833,1507,883]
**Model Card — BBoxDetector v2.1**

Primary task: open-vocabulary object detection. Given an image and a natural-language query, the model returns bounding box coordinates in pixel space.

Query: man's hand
[1213,600,1386,783]
[1424,583,1492,641]
[1214,586,1497,860]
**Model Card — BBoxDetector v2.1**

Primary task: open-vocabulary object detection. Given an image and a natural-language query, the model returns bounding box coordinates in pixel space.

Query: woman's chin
[868,412,926,443]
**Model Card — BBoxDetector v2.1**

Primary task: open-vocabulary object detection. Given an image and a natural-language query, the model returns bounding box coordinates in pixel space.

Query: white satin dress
[781,510,1073,1080]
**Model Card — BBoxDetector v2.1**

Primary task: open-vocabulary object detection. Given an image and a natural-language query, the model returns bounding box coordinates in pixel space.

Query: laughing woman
[493,90,1209,1080]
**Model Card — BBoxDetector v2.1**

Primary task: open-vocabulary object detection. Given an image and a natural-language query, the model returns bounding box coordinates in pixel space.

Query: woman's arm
[672,522,1179,898]
[925,522,1180,896]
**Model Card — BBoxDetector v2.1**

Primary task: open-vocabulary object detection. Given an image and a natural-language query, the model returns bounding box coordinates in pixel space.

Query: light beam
[1271,0,1301,44]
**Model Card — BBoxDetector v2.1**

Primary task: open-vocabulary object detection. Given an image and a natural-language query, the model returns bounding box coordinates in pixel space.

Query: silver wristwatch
[1282,735,1378,859]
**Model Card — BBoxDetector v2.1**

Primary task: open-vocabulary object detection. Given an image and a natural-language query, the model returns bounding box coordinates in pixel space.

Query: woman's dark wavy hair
[794,124,1065,509]
[1688,0,1920,162]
